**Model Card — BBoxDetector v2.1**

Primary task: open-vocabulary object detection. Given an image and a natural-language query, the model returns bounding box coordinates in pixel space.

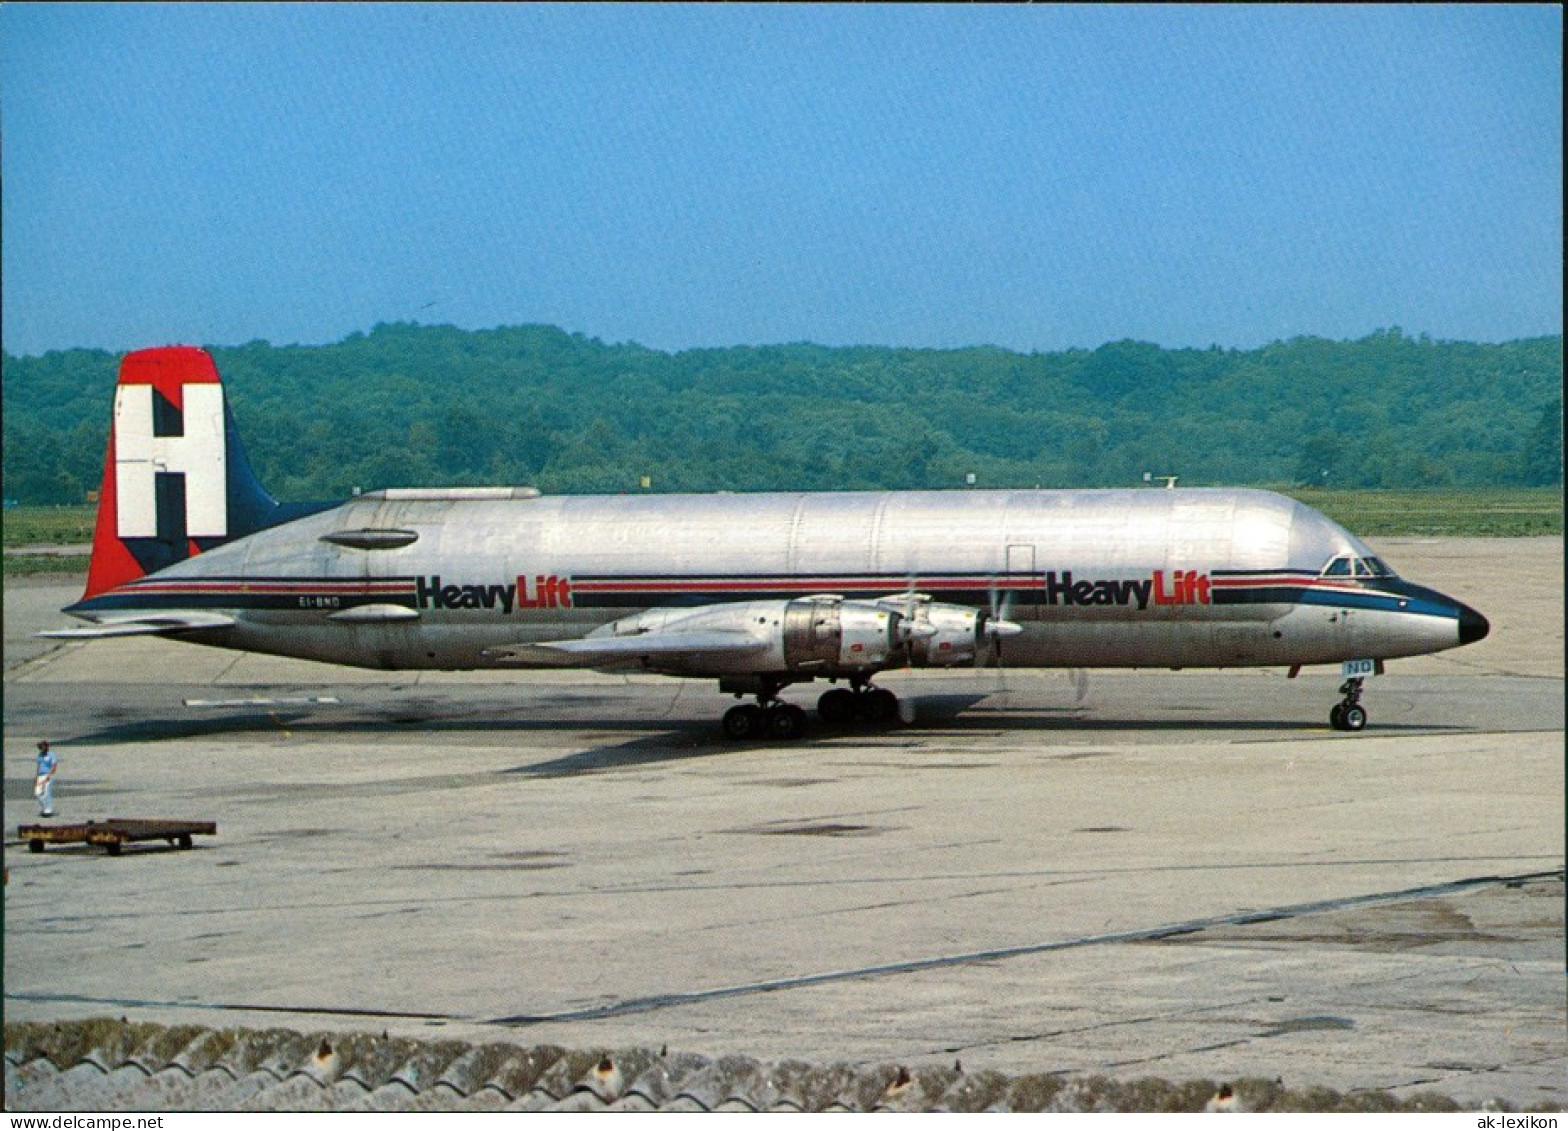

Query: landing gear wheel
[817,688,856,725]
[1330,676,1368,732]
[722,704,763,740]
[858,688,899,724]
[766,703,808,740]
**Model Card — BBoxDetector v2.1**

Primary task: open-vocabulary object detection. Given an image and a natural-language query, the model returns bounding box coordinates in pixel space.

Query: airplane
[41,346,1490,740]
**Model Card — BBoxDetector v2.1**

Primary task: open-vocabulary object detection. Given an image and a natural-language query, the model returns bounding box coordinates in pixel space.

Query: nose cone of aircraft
[1458,603,1490,646]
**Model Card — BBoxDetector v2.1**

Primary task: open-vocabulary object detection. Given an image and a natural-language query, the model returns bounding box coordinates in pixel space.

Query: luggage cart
[18,818,217,856]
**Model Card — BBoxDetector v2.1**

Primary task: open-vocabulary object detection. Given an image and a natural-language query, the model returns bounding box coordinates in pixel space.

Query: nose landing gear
[1329,677,1368,731]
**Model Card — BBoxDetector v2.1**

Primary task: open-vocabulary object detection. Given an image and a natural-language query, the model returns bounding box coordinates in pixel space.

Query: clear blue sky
[2,3,1560,357]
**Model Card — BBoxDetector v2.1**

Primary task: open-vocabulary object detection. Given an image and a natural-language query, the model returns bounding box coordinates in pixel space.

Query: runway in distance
[44,347,1490,739]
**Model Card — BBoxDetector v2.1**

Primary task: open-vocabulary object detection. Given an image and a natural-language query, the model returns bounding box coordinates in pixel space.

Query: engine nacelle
[577,595,1009,678]
[580,597,906,677]
[905,602,988,666]
[781,596,902,671]
[783,595,999,671]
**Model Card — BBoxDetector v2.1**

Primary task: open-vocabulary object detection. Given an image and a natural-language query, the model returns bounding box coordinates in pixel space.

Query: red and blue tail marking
[81,346,329,602]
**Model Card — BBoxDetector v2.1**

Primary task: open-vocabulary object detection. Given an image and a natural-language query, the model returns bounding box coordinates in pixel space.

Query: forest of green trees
[2,323,1560,505]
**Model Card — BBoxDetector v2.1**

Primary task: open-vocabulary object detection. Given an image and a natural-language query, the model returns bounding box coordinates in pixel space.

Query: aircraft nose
[1457,602,1490,646]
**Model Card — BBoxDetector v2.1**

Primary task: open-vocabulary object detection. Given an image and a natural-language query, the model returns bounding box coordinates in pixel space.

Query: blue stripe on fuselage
[1212,579,1459,620]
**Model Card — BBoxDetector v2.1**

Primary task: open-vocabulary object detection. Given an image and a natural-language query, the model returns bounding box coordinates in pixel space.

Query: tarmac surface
[4,537,1563,1109]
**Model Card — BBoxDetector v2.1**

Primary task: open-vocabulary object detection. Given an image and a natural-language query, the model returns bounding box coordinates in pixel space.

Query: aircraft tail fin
[80,346,319,601]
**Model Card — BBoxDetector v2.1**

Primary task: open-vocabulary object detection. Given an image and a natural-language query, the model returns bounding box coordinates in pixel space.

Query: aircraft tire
[859,688,899,724]
[723,704,763,740]
[767,703,808,740]
[1341,704,1367,732]
[817,688,856,725]
[1329,704,1346,730]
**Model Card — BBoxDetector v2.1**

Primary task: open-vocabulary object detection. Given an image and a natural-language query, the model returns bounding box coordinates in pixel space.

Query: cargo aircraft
[43,347,1490,740]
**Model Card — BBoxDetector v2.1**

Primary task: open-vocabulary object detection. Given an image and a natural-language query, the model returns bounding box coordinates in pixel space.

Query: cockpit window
[1323,555,1396,579]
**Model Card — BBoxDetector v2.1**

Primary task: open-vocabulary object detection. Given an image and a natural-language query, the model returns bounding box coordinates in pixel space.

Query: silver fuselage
[72,487,1479,677]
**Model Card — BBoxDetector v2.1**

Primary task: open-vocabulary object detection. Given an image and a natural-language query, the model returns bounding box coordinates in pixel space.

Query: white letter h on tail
[114,384,228,539]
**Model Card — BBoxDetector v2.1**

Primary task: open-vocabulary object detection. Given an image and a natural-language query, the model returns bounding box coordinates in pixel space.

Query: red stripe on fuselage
[121,580,415,595]
[1211,576,1366,595]
[570,576,1023,593]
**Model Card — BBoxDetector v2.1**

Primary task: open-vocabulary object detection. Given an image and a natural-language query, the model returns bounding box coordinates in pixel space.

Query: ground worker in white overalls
[34,740,57,818]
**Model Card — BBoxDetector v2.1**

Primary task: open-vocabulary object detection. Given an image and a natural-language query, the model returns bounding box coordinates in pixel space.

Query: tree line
[2,323,1560,505]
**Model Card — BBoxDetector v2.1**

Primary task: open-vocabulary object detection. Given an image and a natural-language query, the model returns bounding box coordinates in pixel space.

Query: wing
[486,627,765,666]
[539,630,764,658]
[37,611,236,639]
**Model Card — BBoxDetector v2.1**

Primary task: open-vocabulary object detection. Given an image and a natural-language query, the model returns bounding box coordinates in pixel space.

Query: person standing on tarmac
[34,740,57,818]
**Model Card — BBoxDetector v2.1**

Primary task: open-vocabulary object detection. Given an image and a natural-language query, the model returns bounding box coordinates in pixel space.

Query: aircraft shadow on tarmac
[47,692,1466,759]
[505,732,747,777]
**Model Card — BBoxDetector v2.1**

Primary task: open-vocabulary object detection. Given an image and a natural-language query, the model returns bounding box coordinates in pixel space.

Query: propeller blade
[983,578,1011,695]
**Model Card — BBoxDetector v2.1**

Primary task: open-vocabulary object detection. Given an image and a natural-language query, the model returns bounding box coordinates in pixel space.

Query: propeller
[887,586,937,649]
[889,579,930,725]
[981,580,1021,696]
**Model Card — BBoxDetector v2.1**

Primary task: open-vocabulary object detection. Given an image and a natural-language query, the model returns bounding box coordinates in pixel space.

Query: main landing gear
[721,675,810,741]
[816,681,900,726]
[1329,677,1368,732]
[718,677,903,741]
[722,700,808,741]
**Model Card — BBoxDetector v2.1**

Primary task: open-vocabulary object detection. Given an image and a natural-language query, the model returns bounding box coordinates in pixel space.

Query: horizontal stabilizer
[38,611,235,639]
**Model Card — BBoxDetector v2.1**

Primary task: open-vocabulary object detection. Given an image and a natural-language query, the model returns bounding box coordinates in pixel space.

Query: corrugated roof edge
[5,1019,1525,1113]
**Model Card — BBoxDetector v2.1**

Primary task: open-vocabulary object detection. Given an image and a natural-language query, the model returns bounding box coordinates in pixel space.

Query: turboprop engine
[898,597,1014,667]
[581,594,1020,678]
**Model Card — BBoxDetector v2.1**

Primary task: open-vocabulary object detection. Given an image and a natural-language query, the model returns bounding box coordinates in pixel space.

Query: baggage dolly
[18,818,217,856]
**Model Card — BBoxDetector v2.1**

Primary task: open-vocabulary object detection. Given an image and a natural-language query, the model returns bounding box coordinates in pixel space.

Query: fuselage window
[1323,557,1353,577]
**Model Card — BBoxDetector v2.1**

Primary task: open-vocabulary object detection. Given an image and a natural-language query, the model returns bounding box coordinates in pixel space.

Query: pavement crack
[486,870,1560,1027]
[4,990,456,1023]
